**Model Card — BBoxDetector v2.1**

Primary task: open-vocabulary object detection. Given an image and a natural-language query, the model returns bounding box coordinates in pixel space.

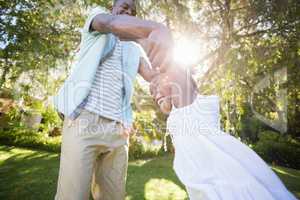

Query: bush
[0,124,61,153]
[129,134,162,160]
[0,103,61,152]
[239,117,265,143]
[0,126,165,158]
[253,131,300,169]
[0,107,168,159]
[40,106,63,135]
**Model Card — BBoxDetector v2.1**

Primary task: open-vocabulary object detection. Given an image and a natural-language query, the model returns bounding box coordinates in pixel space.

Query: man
[53,0,173,199]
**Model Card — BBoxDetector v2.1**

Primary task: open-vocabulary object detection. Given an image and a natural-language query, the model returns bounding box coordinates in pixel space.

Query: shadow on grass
[0,145,186,200]
[0,146,60,200]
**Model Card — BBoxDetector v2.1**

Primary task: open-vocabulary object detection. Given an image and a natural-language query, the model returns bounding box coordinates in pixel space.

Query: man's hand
[121,126,132,139]
[138,27,173,72]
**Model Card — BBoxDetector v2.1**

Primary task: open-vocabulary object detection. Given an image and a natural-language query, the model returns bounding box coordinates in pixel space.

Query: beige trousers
[55,109,128,200]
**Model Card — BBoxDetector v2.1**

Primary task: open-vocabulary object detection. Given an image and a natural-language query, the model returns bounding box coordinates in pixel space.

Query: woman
[150,66,297,200]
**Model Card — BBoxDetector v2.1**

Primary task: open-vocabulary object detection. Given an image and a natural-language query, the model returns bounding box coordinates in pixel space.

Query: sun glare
[173,37,202,67]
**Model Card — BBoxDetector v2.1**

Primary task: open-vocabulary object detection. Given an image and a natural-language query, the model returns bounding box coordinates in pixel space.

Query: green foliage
[39,106,62,135]
[253,131,300,169]
[0,105,61,152]
[0,0,80,86]
[129,134,162,160]
[0,103,164,159]
[134,111,165,142]
[238,103,267,143]
[0,125,61,153]
[239,117,264,143]
[0,124,164,158]
[0,108,164,159]
[1,105,22,130]
[22,97,44,116]
[135,0,299,139]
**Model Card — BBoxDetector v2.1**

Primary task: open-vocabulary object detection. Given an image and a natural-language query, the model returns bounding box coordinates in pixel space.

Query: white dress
[166,95,297,200]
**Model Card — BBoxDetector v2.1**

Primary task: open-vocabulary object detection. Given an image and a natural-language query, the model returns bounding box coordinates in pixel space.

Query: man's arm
[91,14,165,39]
[138,58,159,82]
[91,14,173,71]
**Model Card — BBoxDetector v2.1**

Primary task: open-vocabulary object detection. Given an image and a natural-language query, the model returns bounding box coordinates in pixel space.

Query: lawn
[0,145,299,200]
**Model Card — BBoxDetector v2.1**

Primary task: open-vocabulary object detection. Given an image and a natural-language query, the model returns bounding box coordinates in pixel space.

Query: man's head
[112,0,137,16]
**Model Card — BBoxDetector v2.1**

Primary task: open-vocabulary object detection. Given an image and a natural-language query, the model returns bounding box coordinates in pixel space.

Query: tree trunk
[0,66,9,90]
[0,50,9,90]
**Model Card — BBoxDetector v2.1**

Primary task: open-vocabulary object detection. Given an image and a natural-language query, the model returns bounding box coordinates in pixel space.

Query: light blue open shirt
[53,7,148,127]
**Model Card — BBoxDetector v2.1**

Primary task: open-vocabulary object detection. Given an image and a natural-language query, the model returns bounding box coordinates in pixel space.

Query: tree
[136,0,300,139]
[0,0,84,92]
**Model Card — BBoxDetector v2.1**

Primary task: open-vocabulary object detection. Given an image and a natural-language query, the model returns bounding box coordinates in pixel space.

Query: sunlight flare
[173,37,202,67]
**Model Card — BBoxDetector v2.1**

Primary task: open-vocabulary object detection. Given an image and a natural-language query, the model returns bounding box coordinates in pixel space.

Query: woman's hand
[150,73,173,114]
[137,27,174,72]
[158,97,172,114]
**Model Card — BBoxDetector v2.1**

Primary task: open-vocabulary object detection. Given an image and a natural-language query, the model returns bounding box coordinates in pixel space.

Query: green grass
[0,145,299,200]
[272,166,300,198]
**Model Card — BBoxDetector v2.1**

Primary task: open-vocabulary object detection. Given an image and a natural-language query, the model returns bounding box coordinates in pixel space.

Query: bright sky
[173,36,203,66]
[138,35,208,91]
[172,35,210,80]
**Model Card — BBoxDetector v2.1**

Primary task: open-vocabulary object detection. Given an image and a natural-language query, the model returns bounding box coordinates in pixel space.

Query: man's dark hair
[113,0,121,5]
[113,0,136,5]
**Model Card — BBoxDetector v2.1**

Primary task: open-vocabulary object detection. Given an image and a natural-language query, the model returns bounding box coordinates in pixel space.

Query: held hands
[136,26,174,114]
[149,74,172,114]
[137,27,173,72]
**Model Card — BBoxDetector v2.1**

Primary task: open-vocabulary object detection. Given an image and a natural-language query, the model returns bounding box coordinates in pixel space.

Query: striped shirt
[84,40,124,122]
